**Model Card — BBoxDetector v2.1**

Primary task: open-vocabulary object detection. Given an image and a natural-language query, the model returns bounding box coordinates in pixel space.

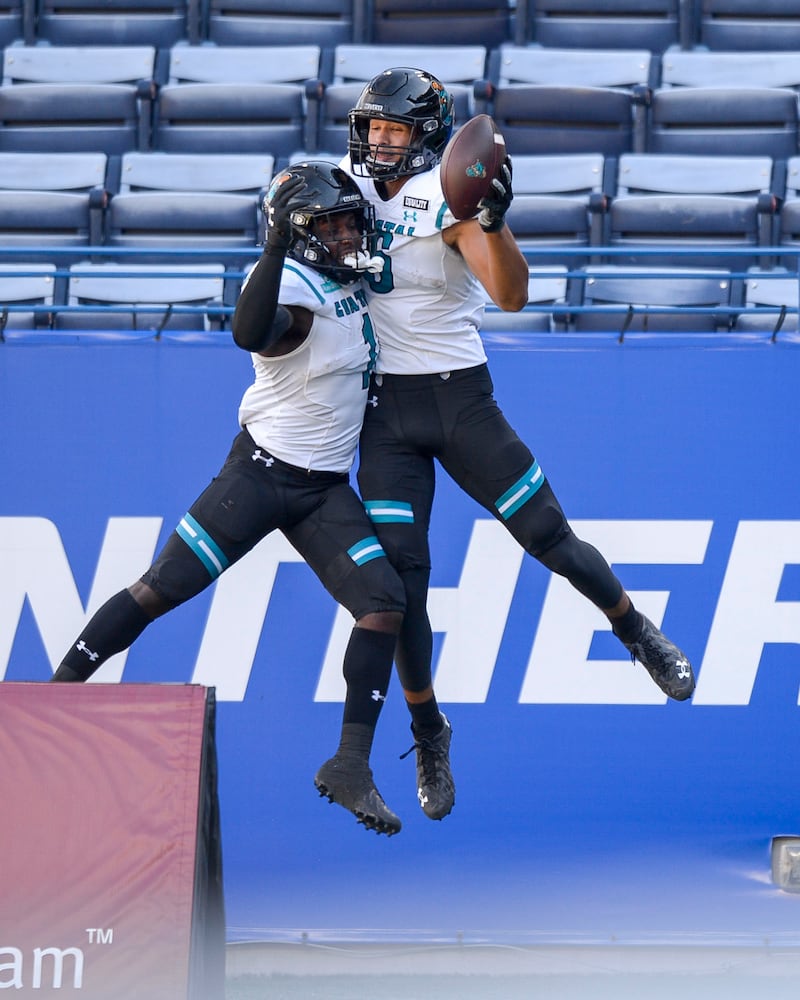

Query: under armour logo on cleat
[417,789,428,807]
[676,658,691,679]
[251,449,274,466]
[371,690,386,702]
[76,640,99,662]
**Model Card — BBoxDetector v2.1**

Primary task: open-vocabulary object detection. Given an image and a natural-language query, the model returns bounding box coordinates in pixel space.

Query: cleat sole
[313,765,401,837]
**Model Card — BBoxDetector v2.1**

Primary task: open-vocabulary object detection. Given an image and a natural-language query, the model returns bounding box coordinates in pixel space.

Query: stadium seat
[364,0,512,47]
[333,43,487,91]
[608,152,779,268]
[33,0,200,46]
[776,156,800,270]
[475,45,655,156]
[504,153,610,264]
[572,265,735,333]
[514,0,689,50]
[105,150,271,263]
[312,45,486,154]
[735,268,800,333]
[152,44,320,161]
[0,262,58,331]
[491,44,657,90]
[0,151,108,261]
[56,262,229,332]
[203,0,365,46]
[660,49,800,91]
[645,87,800,159]
[482,266,570,332]
[116,150,273,194]
[0,0,33,46]
[0,45,157,153]
[105,189,262,254]
[697,0,800,50]
[487,83,644,157]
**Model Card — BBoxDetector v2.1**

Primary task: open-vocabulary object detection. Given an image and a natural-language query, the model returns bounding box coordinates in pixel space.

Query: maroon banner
[0,683,219,999]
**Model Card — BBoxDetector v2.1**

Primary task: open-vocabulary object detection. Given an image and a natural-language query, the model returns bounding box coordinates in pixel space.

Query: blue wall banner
[2,330,800,945]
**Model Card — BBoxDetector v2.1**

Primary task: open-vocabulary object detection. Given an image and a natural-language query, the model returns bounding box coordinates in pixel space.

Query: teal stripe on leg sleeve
[348,535,386,566]
[363,500,414,524]
[495,461,545,520]
[176,512,229,579]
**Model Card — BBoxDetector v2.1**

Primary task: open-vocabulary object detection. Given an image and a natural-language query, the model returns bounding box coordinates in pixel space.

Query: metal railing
[1,245,800,342]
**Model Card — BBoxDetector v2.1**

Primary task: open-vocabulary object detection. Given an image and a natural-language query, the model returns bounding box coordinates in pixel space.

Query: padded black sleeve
[231,247,292,353]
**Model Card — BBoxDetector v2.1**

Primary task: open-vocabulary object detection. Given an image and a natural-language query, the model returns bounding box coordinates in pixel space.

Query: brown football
[440,114,507,221]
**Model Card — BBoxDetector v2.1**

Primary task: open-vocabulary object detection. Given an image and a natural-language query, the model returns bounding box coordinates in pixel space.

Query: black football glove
[264,173,307,253]
[477,155,513,233]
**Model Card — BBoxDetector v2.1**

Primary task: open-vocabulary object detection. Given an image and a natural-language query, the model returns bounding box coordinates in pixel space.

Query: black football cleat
[401,712,455,821]
[620,615,695,701]
[314,753,401,836]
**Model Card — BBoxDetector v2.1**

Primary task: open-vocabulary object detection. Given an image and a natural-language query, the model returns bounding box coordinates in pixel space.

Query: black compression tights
[536,529,624,611]
[393,566,434,694]
[51,588,152,681]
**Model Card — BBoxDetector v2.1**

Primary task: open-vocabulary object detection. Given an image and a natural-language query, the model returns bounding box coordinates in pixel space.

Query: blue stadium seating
[504,152,610,264]
[0,45,157,153]
[202,0,365,46]
[0,0,31,46]
[365,0,512,46]
[0,150,108,261]
[33,0,200,46]
[645,86,799,158]
[56,262,228,332]
[0,7,799,334]
[513,0,690,51]
[572,265,735,332]
[491,43,657,89]
[735,268,800,333]
[608,152,779,268]
[482,266,570,332]
[697,0,800,50]
[0,262,57,331]
[105,150,272,262]
[660,49,800,90]
[152,44,320,161]
[486,83,645,157]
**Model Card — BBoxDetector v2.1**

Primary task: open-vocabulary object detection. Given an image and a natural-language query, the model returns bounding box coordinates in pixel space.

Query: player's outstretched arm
[445,155,528,312]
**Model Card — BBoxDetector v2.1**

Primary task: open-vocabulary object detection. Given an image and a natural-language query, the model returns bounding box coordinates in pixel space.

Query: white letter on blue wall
[519,520,712,705]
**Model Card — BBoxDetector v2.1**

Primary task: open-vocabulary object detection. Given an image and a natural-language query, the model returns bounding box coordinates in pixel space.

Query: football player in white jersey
[50,162,407,837]
[342,69,696,822]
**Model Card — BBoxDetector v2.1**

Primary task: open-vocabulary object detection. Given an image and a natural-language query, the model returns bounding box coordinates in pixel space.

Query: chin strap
[343,251,385,275]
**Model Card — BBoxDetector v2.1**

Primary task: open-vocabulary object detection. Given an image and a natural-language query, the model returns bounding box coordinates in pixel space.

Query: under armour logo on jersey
[76,640,99,662]
[252,449,274,466]
[367,396,379,408]
[402,210,418,223]
[371,690,386,703]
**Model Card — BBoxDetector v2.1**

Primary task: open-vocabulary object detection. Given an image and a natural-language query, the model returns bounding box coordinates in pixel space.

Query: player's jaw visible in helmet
[295,204,375,283]
[367,120,415,172]
[314,211,363,265]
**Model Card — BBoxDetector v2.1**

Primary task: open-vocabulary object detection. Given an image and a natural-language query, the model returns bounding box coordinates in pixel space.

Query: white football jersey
[341,157,487,375]
[238,260,376,473]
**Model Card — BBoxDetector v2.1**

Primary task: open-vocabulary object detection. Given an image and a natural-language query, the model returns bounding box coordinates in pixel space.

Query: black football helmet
[264,160,376,285]
[348,67,454,181]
